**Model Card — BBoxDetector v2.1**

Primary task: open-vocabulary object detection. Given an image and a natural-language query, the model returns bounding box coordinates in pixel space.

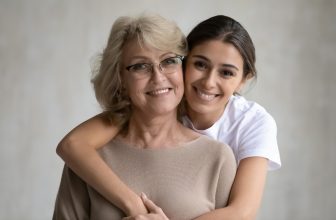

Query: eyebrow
[191,55,240,71]
[130,53,176,61]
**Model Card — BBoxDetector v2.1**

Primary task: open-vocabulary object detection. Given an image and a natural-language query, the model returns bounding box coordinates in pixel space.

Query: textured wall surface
[1,0,335,219]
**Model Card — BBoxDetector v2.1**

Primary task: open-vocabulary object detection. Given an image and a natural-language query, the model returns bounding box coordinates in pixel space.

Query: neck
[186,104,227,130]
[123,111,188,148]
[187,110,219,130]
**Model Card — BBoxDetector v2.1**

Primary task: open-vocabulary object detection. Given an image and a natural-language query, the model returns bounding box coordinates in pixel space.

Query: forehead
[121,39,169,63]
[189,40,243,67]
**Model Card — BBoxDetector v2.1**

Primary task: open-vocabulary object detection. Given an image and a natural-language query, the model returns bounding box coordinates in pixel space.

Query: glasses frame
[125,55,184,76]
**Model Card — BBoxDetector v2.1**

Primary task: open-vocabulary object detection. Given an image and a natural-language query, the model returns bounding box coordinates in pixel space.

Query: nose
[151,64,166,83]
[201,70,216,89]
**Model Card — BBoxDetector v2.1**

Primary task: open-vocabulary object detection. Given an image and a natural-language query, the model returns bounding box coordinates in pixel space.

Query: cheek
[177,71,185,86]
[124,80,145,99]
[172,68,184,86]
[184,65,198,86]
[234,82,245,92]
[174,75,185,97]
[223,80,243,94]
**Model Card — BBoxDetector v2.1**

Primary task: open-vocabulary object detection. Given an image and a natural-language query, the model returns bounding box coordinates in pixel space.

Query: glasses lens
[126,56,182,79]
[160,57,182,74]
[127,63,151,78]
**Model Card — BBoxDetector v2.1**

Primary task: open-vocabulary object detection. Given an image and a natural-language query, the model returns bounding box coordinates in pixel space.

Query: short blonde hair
[92,14,187,128]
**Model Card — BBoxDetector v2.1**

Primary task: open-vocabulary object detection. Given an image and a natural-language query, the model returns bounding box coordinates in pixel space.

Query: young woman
[57,15,281,219]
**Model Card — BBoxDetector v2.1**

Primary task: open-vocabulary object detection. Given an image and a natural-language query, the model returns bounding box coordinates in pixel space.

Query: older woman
[53,14,236,220]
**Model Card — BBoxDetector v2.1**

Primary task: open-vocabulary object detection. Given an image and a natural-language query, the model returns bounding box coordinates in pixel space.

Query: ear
[245,72,254,80]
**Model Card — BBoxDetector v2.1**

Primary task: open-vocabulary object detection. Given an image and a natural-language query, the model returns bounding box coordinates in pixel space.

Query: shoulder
[229,98,281,170]
[229,95,277,129]
[192,136,235,161]
[229,95,267,115]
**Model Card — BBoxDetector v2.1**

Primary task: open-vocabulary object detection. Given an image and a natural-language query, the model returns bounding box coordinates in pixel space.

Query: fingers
[124,193,168,220]
[141,193,162,214]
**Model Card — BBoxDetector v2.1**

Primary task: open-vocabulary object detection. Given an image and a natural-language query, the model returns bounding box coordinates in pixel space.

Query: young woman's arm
[56,113,147,216]
[193,157,268,220]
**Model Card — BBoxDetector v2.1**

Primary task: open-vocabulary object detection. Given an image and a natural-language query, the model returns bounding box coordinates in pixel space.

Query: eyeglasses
[125,55,184,79]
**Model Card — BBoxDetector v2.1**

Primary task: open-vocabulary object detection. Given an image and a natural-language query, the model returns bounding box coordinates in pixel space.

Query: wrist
[122,193,147,216]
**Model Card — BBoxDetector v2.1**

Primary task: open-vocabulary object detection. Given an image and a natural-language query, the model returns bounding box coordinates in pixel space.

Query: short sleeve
[238,112,281,170]
[53,165,90,220]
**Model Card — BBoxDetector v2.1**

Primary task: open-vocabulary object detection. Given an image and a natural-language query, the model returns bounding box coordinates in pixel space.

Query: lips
[146,88,171,96]
[194,87,219,101]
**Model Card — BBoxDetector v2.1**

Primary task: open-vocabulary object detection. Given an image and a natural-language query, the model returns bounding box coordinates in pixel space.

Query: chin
[152,105,178,115]
[188,103,211,115]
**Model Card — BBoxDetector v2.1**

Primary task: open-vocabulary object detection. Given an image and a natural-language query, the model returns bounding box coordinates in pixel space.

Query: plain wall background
[1,0,335,219]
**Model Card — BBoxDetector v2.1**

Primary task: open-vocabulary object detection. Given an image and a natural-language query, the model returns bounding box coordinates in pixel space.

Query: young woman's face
[184,40,246,124]
[121,39,184,118]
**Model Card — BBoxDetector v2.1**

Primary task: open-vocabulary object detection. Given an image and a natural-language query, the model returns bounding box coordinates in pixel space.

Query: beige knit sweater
[53,135,237,220]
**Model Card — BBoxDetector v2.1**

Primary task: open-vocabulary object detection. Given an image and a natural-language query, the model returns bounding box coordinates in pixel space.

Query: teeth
[148,88,170,95]
[197,89,216,101]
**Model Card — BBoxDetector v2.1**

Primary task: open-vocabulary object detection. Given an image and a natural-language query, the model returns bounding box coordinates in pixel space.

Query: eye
[127,63,150,72]
[219,70,234,78]
[193,60,209,71]
[161,57,179,66]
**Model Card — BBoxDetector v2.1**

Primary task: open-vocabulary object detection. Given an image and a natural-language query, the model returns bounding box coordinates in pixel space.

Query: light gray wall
[1,0,335,219]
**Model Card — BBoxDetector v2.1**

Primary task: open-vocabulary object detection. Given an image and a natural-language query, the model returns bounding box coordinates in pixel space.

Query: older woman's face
[121,39,184,118]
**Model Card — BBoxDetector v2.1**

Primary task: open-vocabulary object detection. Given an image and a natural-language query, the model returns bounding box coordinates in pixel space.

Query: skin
[122,193,169,220]
[121,39,184,124]
[119,39,198,149]
[184,40,246,129]
[57,39,269,220]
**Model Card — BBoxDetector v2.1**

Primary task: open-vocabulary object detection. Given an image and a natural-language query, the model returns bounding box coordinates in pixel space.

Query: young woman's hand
[122,193,169,220]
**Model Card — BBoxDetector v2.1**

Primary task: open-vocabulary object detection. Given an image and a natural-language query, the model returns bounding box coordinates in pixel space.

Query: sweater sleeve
[215,144,237,208]
[53,165,90,220]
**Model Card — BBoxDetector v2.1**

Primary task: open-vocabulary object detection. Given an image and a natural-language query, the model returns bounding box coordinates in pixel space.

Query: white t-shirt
[183,95,281,170]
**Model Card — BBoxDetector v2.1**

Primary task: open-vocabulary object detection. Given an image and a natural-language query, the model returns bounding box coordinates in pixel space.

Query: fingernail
[141,192,147,199]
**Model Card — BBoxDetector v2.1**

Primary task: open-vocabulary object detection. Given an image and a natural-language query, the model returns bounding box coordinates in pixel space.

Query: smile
[146,88,171,96]
[194,87,219,101]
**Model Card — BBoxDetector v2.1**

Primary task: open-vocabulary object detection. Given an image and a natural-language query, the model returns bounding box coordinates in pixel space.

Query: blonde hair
[91,14,187,128]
